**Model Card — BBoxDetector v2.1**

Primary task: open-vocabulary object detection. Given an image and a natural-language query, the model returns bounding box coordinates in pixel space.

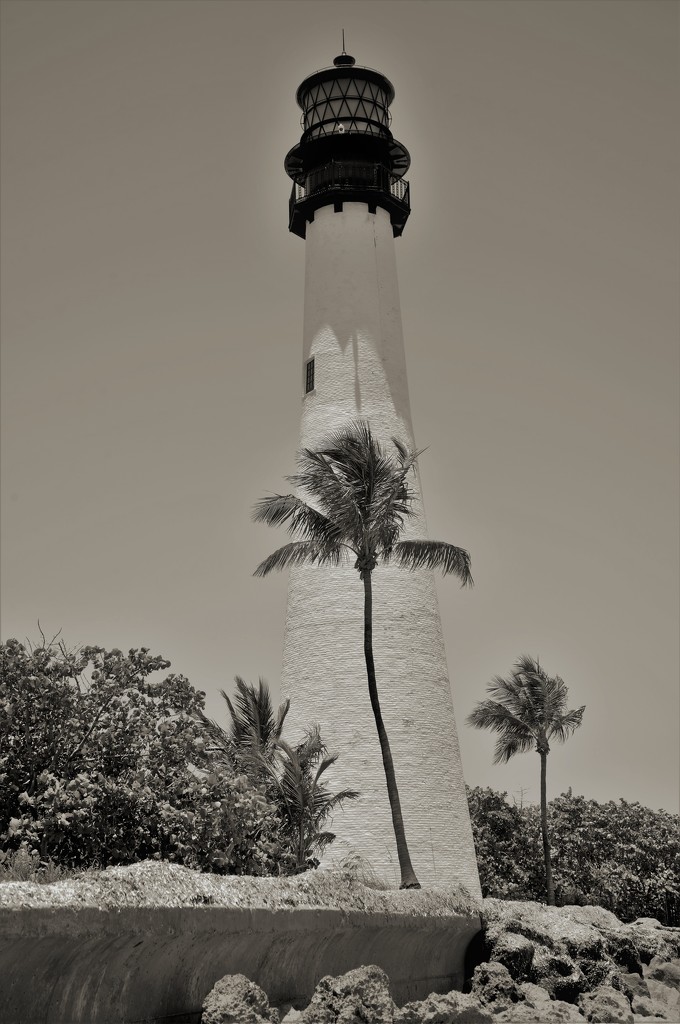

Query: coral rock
[279,1009,304,1023]
[399,987,493,1019]
[202,974,280,1024]
[577,985,633,1023]
[630,993,669,1018]
[644,978,680,1020]
[470,961,522,1009]
[489,932,536,981]
[498,1000,586,1022]
[395,989,492,1023]
[612,972,650,1002]
[626,924,680,965]
[599,932,643,976]
[299,964,396,1023]
[646,957,680,990]
[531,946,588,1002]
[513,982,586,1021]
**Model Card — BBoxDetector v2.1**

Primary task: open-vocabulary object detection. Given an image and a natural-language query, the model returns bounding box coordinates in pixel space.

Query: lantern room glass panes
[301,77,390,139]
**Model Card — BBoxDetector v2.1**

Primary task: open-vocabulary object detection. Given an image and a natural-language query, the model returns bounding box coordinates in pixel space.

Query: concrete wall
[281,202,481,896]
[0,905,481,1023]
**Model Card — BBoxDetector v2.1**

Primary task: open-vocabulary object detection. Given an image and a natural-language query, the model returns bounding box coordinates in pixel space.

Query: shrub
[0,638,288,875]
[467,785,680,925]
[0,844,69,883]
[466,786,543,901]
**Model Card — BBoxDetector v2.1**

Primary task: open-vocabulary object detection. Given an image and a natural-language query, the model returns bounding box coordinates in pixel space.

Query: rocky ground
[202,897,680,1024]
[2,863,678,1022]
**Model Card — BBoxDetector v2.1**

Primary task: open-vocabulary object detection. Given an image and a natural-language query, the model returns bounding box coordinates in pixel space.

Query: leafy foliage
[193,677,359,872]
[0,844,70,884]
[467,785,680,925]
[467,785,543,900]
[0,638,286,875]
[264,727,359,872]
[192,677,290,784]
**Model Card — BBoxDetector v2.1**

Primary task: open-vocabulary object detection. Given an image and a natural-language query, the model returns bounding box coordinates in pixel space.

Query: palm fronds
[466,699,536,764]
[254,420,472,582]
[393,540,473,584]
[254,540,346,577]
[253,494,341,545]
[222,676,288,752]
[468,657,585,760]
[269,726,360,871]
[548,704,586,743]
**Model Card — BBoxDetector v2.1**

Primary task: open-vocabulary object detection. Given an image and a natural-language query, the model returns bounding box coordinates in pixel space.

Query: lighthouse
[279,49,481,896]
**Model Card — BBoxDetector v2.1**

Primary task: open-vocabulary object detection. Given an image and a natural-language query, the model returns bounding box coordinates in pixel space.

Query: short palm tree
[193,677,289,782]
[253,420,473,889]
[224,676,290,778]
[193,679,353,870]
[467,655,585,905]
[263,727,359,873]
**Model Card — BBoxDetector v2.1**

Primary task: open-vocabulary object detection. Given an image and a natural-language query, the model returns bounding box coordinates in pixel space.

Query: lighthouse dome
[296,57,395,146]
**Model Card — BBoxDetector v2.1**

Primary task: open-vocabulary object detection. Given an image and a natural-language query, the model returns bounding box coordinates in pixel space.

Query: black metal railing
[288,160,410,238]
[292,161,409,207]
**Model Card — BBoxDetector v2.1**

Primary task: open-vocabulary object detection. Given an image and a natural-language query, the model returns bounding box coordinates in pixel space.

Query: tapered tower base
[280,204,481,897]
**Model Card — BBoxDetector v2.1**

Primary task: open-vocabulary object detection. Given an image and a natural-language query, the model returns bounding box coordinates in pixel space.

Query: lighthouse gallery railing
[289,160,410,217]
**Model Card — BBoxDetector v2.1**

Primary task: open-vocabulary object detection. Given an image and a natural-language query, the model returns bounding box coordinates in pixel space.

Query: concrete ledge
[1,905,481,1023]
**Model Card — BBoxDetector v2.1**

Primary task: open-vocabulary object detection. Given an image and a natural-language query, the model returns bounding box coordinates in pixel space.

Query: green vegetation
[2,631,675,928]
[0,637,350,878]
[195,677,359,872]
[0,845,71,883]
[265,727,359,873]
[467,656,585,905]
[468,785,680,925]
[253,420,472,890]
[193,675,291,782]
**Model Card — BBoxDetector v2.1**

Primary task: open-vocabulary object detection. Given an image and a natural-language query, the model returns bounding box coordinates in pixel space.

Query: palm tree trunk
[298,819,305,873]
[540,750,554,905]
[362,569,420,889]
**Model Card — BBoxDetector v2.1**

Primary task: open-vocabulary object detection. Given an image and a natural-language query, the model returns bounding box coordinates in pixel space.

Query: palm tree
[263,727,359,872]
[193,679,354,871]
[253,420,473,889]
[224,676,290,779]
[193,676,290,782]
[467,655,585,905]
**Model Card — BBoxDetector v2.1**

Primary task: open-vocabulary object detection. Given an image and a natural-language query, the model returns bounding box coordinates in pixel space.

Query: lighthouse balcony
[288,160,410,239]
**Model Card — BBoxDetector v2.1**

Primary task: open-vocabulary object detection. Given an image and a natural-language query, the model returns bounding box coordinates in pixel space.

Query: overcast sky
[1,0,678,814]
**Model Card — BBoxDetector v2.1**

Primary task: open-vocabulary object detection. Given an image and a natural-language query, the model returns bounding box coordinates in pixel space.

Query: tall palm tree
[467,655,585,905]
[253,420,473,889]
[263,727,359,873]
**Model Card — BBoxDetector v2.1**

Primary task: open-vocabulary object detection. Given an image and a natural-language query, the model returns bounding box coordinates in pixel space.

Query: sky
[1,0,678,815]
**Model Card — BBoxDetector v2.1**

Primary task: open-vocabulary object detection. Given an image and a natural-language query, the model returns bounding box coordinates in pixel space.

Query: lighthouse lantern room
[285,51,411,239]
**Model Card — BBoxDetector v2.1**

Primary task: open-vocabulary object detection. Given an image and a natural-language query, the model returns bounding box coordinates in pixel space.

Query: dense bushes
[0,638,289,875]
[468,785,680,925]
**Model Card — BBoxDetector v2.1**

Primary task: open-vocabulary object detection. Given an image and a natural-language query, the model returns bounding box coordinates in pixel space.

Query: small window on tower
[305,358,315,394]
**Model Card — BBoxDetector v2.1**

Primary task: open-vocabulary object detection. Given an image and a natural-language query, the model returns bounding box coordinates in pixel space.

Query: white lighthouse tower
[280,50,481,897]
